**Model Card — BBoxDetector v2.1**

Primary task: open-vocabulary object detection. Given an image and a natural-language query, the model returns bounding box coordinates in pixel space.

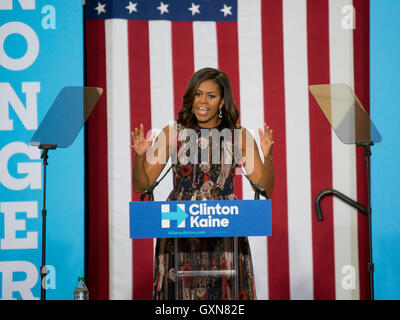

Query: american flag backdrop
[84,0,371,300]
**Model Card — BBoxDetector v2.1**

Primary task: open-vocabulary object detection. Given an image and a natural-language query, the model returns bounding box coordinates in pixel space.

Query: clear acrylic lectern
[174,237,239,300]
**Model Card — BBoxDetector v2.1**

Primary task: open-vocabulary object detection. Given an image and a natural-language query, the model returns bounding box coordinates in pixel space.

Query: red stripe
[85,20,110,300]
[353,0,371,300]
[172,22,195,119]
[216,22,243,200]
[261,0,290,300]
[127,20,154,300]
[307,0,336,299]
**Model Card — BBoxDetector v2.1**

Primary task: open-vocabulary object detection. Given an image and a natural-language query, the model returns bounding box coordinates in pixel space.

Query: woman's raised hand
[130,123,156,157]
[258,123,274,159]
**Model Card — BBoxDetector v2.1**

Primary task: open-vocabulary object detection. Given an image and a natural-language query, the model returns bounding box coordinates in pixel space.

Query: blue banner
[371,0,400,300]
[0,1,84,299]
[130,200,271,239]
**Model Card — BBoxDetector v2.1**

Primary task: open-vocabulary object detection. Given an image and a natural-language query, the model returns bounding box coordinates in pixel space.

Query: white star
[94,2,106,15]
[188,3,200,16]
[126,1,138,14]
[220,4,232,17]
[157,2,169,15]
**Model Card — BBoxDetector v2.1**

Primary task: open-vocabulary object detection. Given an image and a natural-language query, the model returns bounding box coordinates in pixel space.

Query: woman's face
[192,79,224,128]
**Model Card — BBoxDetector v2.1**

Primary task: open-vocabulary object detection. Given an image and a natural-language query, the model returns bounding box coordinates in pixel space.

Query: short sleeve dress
[152,123,257,300]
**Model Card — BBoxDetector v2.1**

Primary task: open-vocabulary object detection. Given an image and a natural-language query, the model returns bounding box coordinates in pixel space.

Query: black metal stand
[139,164,173,202]
[39,144,57,300]
[240,166,268,200]
[314,141,374,300]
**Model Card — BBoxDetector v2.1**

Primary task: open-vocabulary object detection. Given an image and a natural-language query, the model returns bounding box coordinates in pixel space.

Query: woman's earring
[218,108,223,118]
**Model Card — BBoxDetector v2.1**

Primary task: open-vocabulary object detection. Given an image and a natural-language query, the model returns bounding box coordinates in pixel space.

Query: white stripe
[149,21,175,203]
[193,21,218,71]
[283,0,314,300]
[105,19,132,300]
[329,0,359,300]
[237,0,269,300]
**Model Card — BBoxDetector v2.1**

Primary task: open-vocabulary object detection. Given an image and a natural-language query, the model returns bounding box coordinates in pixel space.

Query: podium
[130,199,271,300]
[174,237,238,300]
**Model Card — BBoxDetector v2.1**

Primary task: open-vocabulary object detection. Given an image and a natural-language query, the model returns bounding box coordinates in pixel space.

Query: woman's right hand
[130,123,155,157]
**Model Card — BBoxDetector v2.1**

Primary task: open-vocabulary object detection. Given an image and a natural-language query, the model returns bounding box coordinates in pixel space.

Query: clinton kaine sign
[130,200,271,239]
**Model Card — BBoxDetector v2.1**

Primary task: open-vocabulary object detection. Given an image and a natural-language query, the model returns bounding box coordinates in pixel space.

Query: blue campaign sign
[130,200,271,239]
[0,1,84,299]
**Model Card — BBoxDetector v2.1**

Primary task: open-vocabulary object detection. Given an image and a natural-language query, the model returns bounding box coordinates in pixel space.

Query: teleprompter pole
[39,144,56,300]
[315,141,374,300]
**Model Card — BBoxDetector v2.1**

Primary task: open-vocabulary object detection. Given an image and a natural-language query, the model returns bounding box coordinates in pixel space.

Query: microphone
[140,164,268,200]
[239,166,268,200]
[140,163,173,201]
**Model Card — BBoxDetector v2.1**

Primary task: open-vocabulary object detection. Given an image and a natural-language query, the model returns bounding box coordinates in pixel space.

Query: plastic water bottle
[73,276,89,300]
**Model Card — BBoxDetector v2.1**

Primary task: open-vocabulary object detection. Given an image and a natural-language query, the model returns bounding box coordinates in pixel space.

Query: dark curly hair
[177,67,239,131]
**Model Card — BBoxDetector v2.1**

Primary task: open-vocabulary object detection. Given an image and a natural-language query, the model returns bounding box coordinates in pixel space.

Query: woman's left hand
[258,123,274,159]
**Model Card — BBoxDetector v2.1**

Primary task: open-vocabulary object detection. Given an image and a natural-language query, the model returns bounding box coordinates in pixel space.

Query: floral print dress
[152,123,257,300]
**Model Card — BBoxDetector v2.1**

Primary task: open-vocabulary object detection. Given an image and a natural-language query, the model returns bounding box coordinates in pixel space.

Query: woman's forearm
[132,153,150,193]
[258,156,274,198]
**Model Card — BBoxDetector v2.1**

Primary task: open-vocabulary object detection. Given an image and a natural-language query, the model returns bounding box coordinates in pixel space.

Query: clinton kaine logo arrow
[161,204,188,228]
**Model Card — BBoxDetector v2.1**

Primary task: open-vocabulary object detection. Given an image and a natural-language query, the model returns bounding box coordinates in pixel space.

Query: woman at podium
[131,67,274,300]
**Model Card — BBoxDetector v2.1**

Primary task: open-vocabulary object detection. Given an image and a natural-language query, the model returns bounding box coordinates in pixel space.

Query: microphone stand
[140,164,173,202]
[38,143,57,300]
[239,166,269,199]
